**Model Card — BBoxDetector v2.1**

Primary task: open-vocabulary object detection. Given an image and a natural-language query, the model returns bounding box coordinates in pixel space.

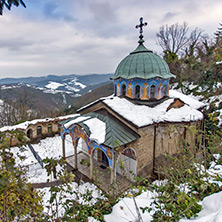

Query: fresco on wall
[142,82,149,100]
[122,147,136,160]
[127,82,133,98]
[61,124,113,167]
[157,83,163,99]
[117,83,120,96]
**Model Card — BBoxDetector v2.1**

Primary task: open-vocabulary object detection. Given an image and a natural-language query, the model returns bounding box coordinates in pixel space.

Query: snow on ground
[40,182,105,217]
[9,131,222,221]
[45,81,64,90]
[180,191,222,222]
[104,158,222,222]
[104,191,155,222]
[11,135,75,183]
[70,77,86,89]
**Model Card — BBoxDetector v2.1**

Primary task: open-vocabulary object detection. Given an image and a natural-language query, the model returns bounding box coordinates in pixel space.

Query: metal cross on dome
[135,17,148,43]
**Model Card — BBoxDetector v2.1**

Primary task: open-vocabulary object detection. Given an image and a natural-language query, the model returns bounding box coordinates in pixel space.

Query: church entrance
[102,151,109,166]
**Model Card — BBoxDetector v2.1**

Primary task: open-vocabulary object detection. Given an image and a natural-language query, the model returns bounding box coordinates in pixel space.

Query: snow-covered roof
[83,118,106,144]
[61,112,140,148]
[0,114,79,132]
[79,90,205,128]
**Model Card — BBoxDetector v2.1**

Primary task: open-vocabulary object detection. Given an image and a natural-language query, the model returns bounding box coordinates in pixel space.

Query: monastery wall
[0,115,76,147]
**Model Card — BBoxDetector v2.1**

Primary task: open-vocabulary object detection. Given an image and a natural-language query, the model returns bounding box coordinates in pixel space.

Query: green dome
[111,43,175,80]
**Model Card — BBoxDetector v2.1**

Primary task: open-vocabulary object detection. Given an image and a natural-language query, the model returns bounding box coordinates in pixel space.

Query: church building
[60,18,204,184]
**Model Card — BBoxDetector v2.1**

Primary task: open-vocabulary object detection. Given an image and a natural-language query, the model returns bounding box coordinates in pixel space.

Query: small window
[37,126,42,136]
[48,124,52,134]
[122,84,126,96]
[135,85,140,99]
[163,85,167,96]
[150,85,156,99]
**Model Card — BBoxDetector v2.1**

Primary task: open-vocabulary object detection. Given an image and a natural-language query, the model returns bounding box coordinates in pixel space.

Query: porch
[65,152,131,194]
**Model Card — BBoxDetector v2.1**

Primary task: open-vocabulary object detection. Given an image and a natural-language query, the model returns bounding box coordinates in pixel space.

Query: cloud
[0,0,221,78]
[42,0,76,22]
[162,12,179,23]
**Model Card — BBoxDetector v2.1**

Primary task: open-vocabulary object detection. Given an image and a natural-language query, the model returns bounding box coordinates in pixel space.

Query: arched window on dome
[122,84,126,96]
[163,85,167,96]
[150,85,156,99]
[135,85,140,99]
[114,84,117,96]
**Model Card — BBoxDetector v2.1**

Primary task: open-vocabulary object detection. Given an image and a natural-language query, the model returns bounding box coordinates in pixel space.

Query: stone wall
[1,116,74,147]
[26,121,59,140]
[116,121,201,177]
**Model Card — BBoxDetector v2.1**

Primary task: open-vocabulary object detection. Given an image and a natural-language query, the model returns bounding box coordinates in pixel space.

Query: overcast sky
[0,0,221,78]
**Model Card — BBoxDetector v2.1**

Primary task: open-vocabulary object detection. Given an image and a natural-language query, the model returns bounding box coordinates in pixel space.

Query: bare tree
[156,22,189,54]
[0,99,19,126]
[185,28,203,57]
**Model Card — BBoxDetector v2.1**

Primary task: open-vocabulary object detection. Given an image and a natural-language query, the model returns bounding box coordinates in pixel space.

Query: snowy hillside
[11,135,222,222]
[0,73,112,95]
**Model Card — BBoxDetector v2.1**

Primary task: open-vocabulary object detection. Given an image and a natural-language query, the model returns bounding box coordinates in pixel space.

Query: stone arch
[68,125,112,166]
[135,85,141,99]
[27,128,33,139]
[92,145,112,167]
[37,125,42,136]
[116,147,137,181]
[48,123,53,134]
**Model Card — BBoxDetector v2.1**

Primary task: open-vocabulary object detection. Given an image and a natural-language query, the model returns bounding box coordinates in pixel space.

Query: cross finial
[135,17,148,44]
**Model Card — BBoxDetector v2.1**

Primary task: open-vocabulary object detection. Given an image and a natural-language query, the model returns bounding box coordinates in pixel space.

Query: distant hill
[69,82,114,112]
[0,73,113,95]
[0,73,113,121]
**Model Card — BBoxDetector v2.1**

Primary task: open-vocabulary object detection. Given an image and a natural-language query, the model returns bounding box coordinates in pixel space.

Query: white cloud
[0,0,221,78]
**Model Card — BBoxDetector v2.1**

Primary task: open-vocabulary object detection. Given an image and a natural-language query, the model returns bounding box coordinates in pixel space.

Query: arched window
[135,85,140,99]
[150,85,156,99]
[37,126,42,136]
[163,85,167,96]
[48,124,52,134]
[114,84,117,96]
[27,129,33,139]
[122,84,126,96]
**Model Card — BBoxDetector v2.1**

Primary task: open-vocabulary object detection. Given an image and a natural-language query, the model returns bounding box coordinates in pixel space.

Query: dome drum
[111,22,175,106]
[114,78,169,101]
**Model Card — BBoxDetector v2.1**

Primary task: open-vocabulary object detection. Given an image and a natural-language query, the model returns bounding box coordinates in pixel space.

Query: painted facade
[61,124,113,167]
[114,78,169,100]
